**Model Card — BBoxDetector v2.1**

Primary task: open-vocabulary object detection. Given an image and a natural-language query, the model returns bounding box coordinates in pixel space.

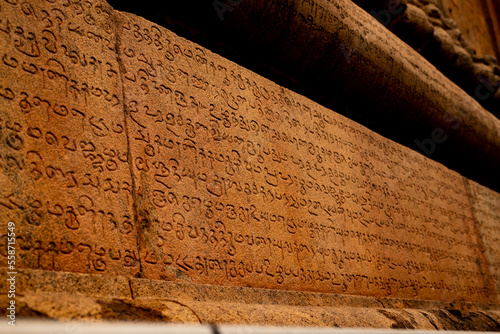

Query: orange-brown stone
[1,0,500,325]
[116,10,496,302]
[0,0,138,277]
[440,0,500,58]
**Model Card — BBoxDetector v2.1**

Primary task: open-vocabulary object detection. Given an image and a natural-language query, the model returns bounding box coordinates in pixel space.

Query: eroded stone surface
[440,0,500,58]
[106,0,500,186]
[0,0,499,314]
[466,180,500,297]
[2,269,500,328]
[0,0,138,276]
[1,292,500,329]
[115,11,496,302]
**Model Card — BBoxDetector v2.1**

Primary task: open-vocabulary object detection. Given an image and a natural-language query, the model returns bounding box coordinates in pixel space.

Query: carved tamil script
[0,0,498,304]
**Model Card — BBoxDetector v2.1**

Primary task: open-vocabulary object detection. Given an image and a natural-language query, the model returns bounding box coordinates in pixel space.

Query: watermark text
[6,221,16,327]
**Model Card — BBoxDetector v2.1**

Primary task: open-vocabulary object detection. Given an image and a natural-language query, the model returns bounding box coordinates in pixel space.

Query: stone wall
[440,0,500,59]
[0,0,500,329]
[106,0,500,191]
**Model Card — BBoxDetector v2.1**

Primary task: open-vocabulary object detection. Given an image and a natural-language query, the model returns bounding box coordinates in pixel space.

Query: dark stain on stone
[448,309,462,318]
[420,311,439,330]
[430,310,466,330]
[18,306,50,319]
[378,309,416,329]
[428,310,500,331]
[477,311,500,328]
[97,299,164,320]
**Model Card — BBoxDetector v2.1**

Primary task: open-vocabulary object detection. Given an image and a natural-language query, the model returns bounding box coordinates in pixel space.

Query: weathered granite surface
[3,294,500,329]
[439,0,500,59]
[393,0,500,117]
[107,0,500,192]
[466,180,500,298]
[0,0,500,328]
[0,0,138,277]
[1,270,500,329]
[114,9,496,302]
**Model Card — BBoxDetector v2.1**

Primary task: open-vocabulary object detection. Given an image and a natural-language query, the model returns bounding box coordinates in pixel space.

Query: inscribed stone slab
[0,0,498,305]
[115,11,496,302]
[0,0,138,276]
[466,180,500,296]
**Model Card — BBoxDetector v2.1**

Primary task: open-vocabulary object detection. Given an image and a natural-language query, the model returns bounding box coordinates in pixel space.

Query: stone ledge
[2,269,500,313]
[1,292,500,329]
